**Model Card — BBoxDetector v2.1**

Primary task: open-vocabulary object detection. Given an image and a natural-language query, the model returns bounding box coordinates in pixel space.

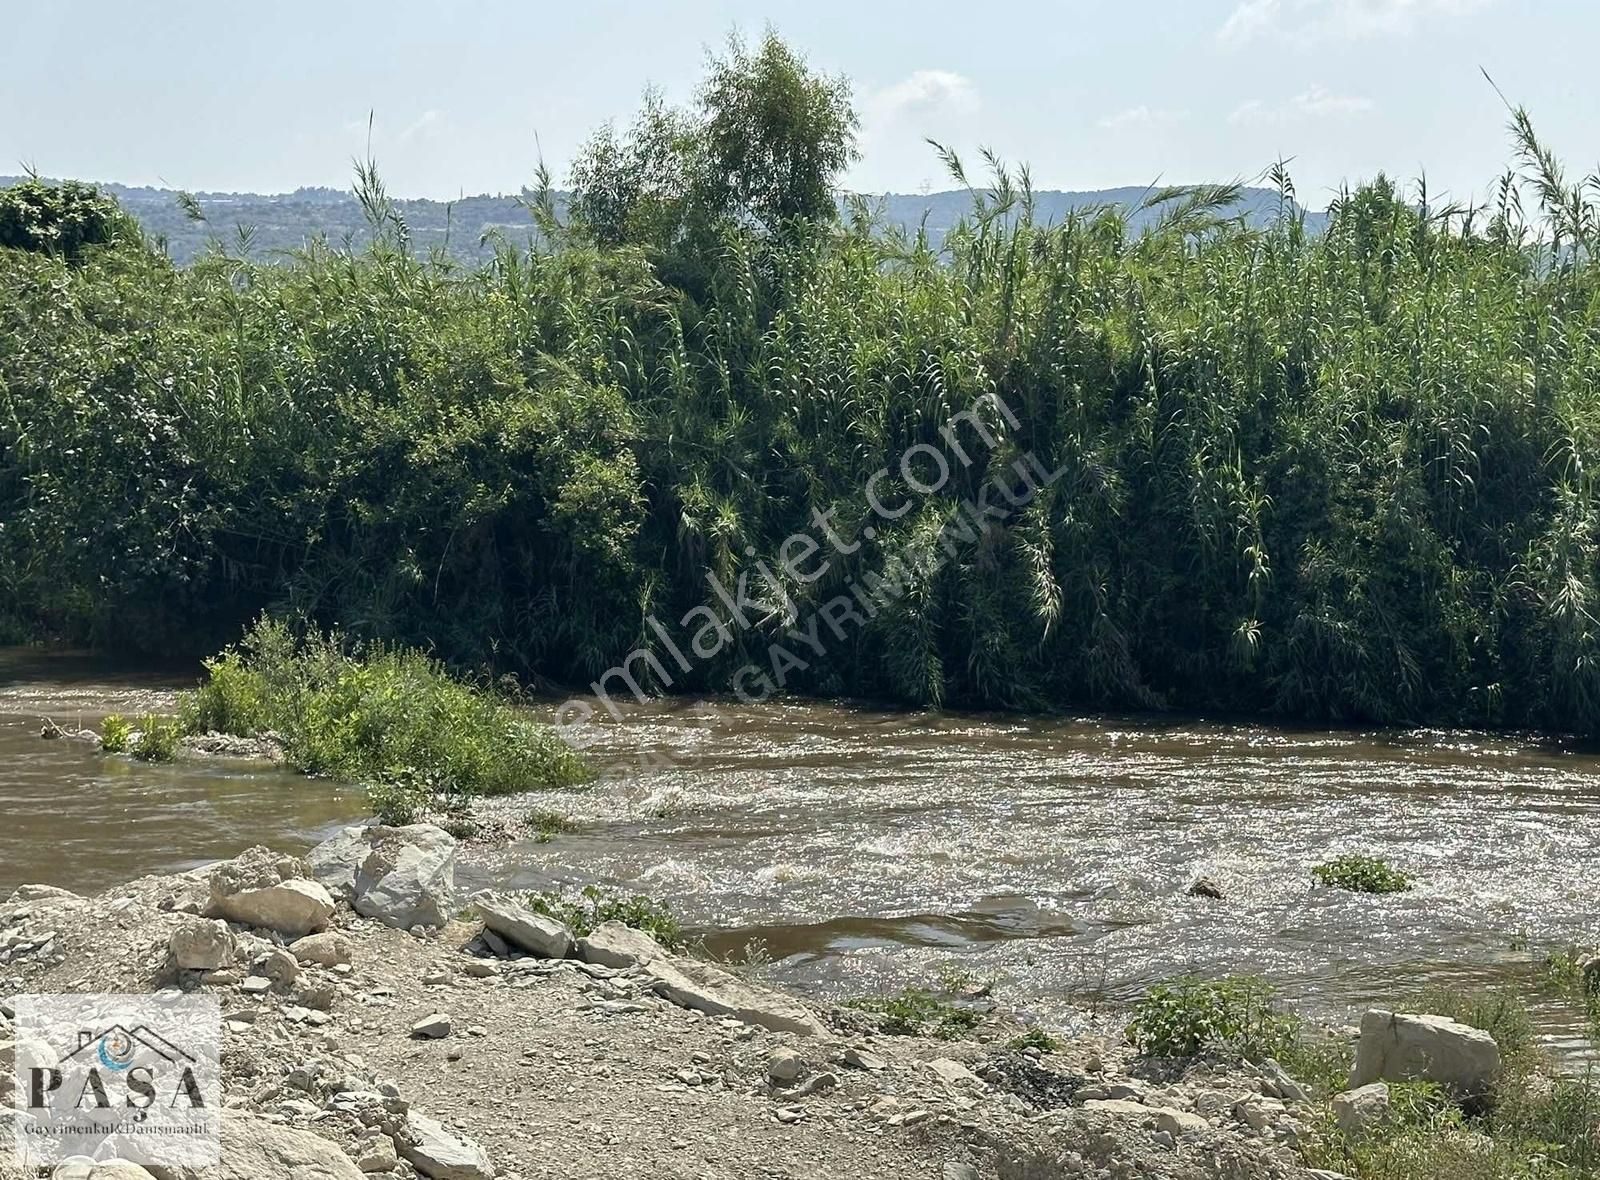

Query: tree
[0,178,138,261]
[566,30,858,260]
[697,30,858,231]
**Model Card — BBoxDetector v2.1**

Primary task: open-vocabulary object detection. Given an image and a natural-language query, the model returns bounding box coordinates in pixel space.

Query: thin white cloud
[864,70,979,125]
[1098,105,1192,130]
[1230,86,1376,124]
[1219,0,1494,46]
[855,70,982,189]
[399,110,446,143]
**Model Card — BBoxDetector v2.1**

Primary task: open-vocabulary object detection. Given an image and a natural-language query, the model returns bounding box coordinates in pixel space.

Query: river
[3,649,1596,1056]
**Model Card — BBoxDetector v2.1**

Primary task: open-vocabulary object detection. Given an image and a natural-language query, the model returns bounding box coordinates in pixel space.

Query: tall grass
[4,80,1600,734]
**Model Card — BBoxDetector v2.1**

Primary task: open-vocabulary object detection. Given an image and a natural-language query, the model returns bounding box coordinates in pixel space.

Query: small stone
[842,1047,887,1071]
[461,960,499,979]
[410,1013,452,1039]
[774,1106,806,1124]
[239,975,272,995]
[767,1047,805,1084]
[168,918,235,971]
[357,1135,398,1172]
[943,1164,980,1180]
[927,1057,981,1086]
[254,948,299,987]
[1187,877,1225,899]
[787,1071,837,1097]
[1331,1082,1391,1136]
[422,970,451,987]
[1153,1108,1208,1135]
[290,931,353,968]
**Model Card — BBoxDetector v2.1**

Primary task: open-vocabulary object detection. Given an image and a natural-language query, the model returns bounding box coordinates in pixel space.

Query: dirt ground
[1,856,1333,1180]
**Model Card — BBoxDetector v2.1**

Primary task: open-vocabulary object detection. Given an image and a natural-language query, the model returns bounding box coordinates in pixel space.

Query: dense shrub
[0,178,136,260]
[131,714,181,762]
[1125,975,1299,1059]
[180,617,590,796]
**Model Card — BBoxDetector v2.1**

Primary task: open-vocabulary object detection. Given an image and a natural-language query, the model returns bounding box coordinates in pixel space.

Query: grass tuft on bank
[180,617,590,803]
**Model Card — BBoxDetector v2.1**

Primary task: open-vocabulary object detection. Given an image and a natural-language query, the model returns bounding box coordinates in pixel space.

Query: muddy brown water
[3,648,1597,1056]
[0,649,364,892]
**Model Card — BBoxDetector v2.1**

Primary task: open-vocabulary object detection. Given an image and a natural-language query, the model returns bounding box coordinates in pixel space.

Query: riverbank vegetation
[94,617,589,804]
[191,617,587,796]
[1125,968,1600,1179]
[7,35,1600,734]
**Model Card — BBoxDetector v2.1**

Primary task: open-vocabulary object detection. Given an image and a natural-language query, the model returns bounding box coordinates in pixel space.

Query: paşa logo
[29,1023,207,1115]
[11,994,221,1167]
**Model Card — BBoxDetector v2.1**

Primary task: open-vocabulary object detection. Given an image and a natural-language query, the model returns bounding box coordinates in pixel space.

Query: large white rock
[147,1112,364,1179]
[308,825,457,930]
[204,847,334,937]
[168,918,235,971]
[470,891,571,959]
[1350,1009,1501,1098]
[643,956,828,1037]
[396,1112,494,1180]
[575,920,666,969]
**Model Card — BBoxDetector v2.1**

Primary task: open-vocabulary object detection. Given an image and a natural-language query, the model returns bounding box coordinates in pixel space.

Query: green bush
[845,987,985,1040]
[132,713,181,762]
[0,178,136,260]
[180,618,590,797]
[522,886,683,948]
[99,713,132,754]
[1125,975,1299,1060]
[1313,855,1414,894]
[366,776,431,826]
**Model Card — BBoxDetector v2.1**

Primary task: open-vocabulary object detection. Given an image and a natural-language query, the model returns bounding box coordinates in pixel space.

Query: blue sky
[5,0,1595,208]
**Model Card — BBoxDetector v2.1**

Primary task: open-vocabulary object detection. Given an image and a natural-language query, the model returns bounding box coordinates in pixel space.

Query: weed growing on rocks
[522,886,684,948]
[846,988,985,1040]
[1124,975,1299,1059]
[521,809,579,843]
[131,713,181,761]
[99,713,131,753]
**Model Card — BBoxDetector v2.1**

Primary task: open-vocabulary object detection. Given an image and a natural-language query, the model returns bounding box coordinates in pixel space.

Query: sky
[4,0,1596,210]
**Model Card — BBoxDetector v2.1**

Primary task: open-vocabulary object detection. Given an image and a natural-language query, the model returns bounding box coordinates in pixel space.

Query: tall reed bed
[3,101,1600,733]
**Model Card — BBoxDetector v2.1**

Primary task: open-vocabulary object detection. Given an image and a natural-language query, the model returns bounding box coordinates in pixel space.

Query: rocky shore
[0,824,1508,1180]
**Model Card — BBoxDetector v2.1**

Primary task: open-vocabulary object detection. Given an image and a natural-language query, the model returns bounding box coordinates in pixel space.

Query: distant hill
[0,177,1327,266]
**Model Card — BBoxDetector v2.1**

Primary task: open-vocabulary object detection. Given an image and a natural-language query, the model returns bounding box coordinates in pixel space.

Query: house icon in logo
[63,1024,195,1073]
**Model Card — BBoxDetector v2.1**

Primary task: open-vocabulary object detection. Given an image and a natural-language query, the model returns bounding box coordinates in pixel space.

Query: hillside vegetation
[4,33,1600,733]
